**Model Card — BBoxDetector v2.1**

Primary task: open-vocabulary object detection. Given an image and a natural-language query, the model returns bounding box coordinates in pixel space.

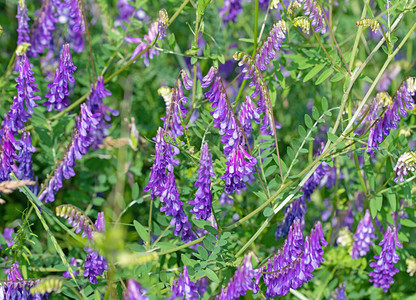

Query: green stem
[349,0,369,71]
[312,29,343,74]
[147,197,153,250]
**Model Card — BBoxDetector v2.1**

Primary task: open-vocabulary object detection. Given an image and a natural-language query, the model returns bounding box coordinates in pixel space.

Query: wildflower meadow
[0,0,416,299]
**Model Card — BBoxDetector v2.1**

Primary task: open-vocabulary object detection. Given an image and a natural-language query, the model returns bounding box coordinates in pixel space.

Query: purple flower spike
[38,104,99,203]
[369,226,402,292]
[31,0,58,56]
[145,128,179,199]
[5,262,23,281]
[95,212,105,233]
[160,172,193,242]
[298,0,327,34]
[256,20,287,71]
[16,53,41,116]
[217,253,261,299]
[44,43,77,112]
[16,2,31,46]
[158,9,169,39]
[189,143,215,220]
[201,67,217,88]
[63,257,79,279]
[0,126,21,182]
[171,265,199,299]
[66,0,85,53]
[1,227,15,248]
[275,196,307,239]
[352,209,377,259]
[87,76,118,150]
[124,279,149,300]
[221,145,257,194]
[220,0,243,23]
[393,152,416,182]
[84,248,108,284]
[238,96,261,136]
[13,131,36,183]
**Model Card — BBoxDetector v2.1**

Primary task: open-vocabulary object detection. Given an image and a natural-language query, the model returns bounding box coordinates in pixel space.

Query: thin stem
[169,0,191,24]
[349,0,369,71]
[147,197,153,250]
[312,29,343,74]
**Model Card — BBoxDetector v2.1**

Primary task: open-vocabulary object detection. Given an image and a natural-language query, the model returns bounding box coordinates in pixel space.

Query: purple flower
[162,71,192,138]
[160,171,193,242]
[393,152,416,182]
[0,126,21,182]
[221,145,257,194]
[144,128,179,199]
[158,9,169,40]
[255,20,287,71]
[275,196,307,239]
[238,96,260,136]
[124,279,149,300]
[38,104,99,203]
[330,282,347,300]
[219,192,233,205]
[66,0,85,53]
[201,67,217,88]
[367,78,416,153]
[264,220,327,297]
[351,209,377,259]
[16,2,31,46]
[220,0,243,23]
[44,43,77,112]
[298,0,327,34]
[217,254,261,299]
[13,131,36,187]
[116,0,148,29]
[87,76,118,150]
[125,22,161,66]
[31,0,58,56]
[171,265,199,299]
[189,143,215,220]
[369,226,402,292]
[95,212,105,233]
[63,257,79,278]
[1,228,15,248]
[303,158,329,201]
[84,248,108,284]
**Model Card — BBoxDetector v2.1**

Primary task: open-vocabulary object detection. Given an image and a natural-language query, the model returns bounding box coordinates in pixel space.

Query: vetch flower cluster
[219,0,243,23]
[158,9,169,40]
[124,279,149,300]
[44,43,77,111]
[171,265,199,299]
[221,145,257,194]
[216,254,261,299]
[264,220,328,297]
[31,0,58,56]
[66,0,85,53]
[369,226,402,292]
[84,248,108,284]
[298,0,327,34]
[393,151,416,182]
[189,143,215,220]
[351,209,377,259]
[38,104,99,203]
[275,196,307,239]
[16,1,31,58]
[87,76,118,150]
[367,78,416,153]
[256,20,287,71]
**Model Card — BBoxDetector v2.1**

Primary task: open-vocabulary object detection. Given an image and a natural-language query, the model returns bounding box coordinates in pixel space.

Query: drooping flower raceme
[216,253,261,299]
[44,43,77,111]
[66,0,85,53]
[158,9,169,40]
[13,131,36,185]
[238,96,261,136]
[87,76,118,150]
[275,196,307,239]
[171,265,199,299]
[31,0,58,56]
[16,2,31,58]
[221,145,257,194]
[256,20,287,71]
[351,209,377,259]
[189,143,215,220]
[160,171,193,242]
[124,279,149,300]
[298,0,327,34]
[369,226,402,292]
[367,78,416,153]
[264,220,328,297]
[144,128,179,199]
[38,104,99,203]
[62,257,79,279]
[0,127,21,182]
[393,151,416,182]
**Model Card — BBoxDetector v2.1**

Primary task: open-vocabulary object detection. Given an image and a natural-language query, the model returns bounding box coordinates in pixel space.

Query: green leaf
[132,183,139,200]
[265,165,277,177]
[321,97,328,111]
[298,125,306,138]
[386,191,396,211]
[303,64,325,82]
[327,132,338,143]
[197,245,209,260]
[263,207,274,217]
[331,73,344,82]
[400,219,416,227]
[133,220,149,243]
[204,268,219,283]
[315,68,334,85]
[304,114,313,128]
[312,106,320,120]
